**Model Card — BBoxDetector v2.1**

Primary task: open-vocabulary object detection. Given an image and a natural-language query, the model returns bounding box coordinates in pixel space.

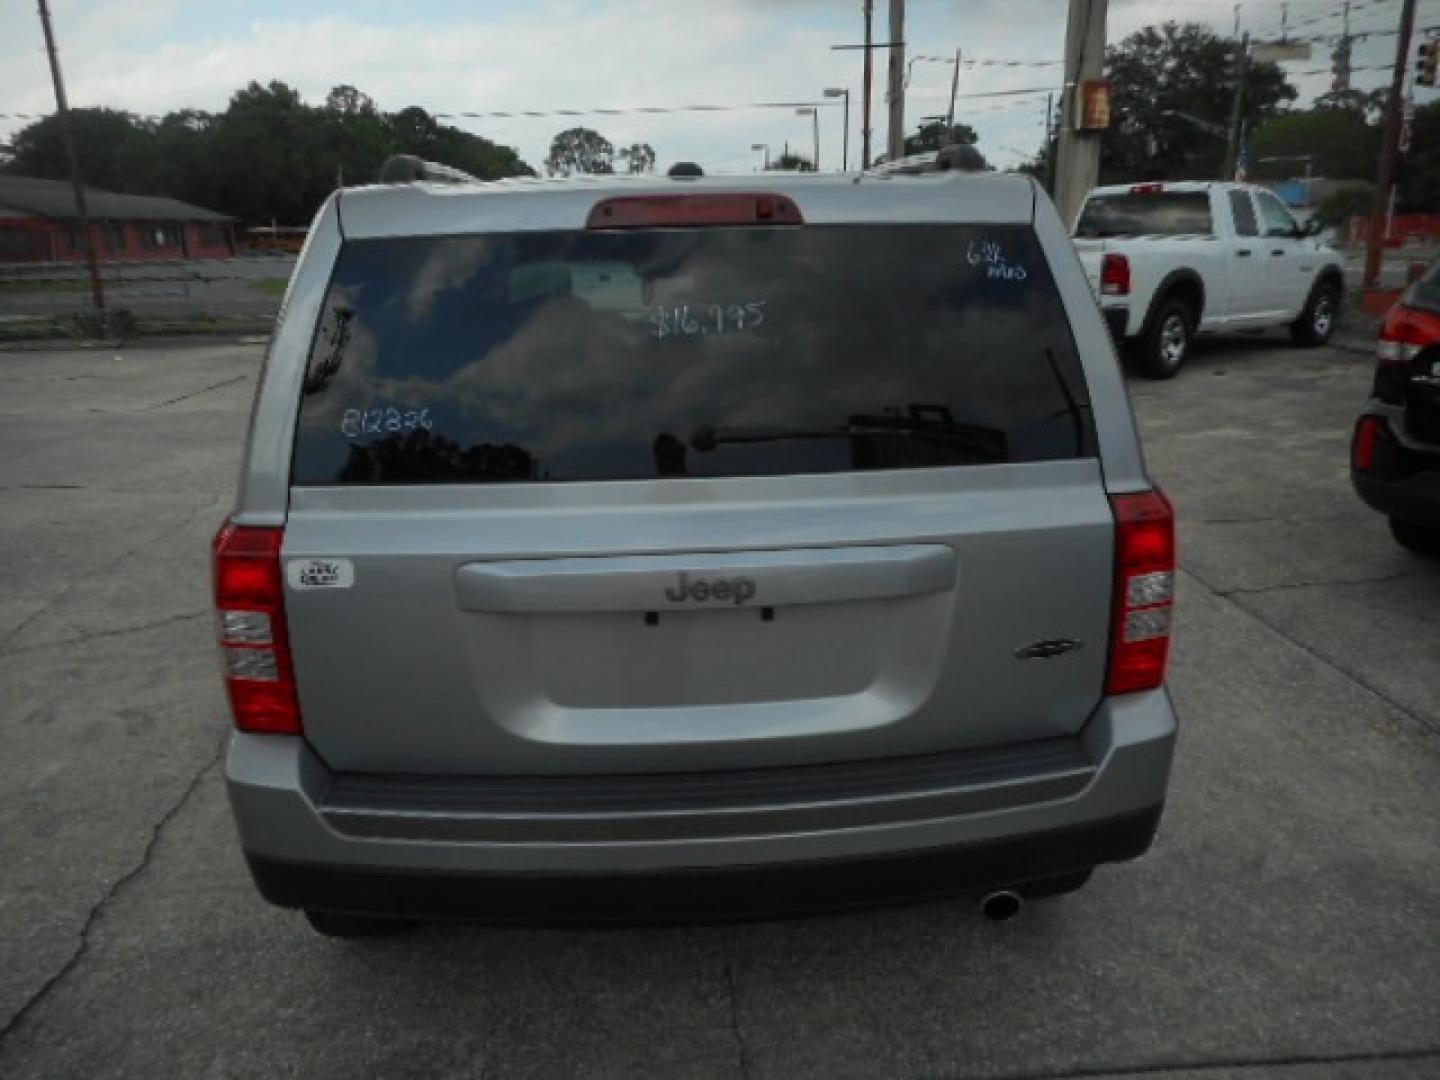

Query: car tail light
[1129,183,1165,195]
[1106,490,1176,696]
[1376,303,1440,365]
[586,194,803,229]
[1352,415,1384,472]
[212,520,301,734]
[1101,253,1131,296]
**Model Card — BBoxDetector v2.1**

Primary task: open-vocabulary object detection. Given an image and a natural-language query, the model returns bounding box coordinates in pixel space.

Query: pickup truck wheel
[1290,280,1339,346]
[1133,299,1193,379]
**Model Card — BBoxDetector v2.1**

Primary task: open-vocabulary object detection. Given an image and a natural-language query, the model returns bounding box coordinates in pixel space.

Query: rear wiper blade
[688,419,1009,461]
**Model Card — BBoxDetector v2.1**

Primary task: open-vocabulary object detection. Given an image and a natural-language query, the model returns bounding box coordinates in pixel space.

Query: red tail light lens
[212,521,301,735]
[1129,183,1165,195]
[1352,415,1384,472]
[586,194,803,229]
[1376,304,1440,365]
[1106,490,1176,696]
[1101,253,1131,296]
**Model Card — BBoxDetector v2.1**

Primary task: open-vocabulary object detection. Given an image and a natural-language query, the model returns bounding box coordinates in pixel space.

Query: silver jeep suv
[214,162,1177,935]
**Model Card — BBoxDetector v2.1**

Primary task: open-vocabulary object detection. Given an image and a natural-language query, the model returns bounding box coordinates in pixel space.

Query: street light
[824,87,850,171]
[750,142,770,171]
[795,107,819,171]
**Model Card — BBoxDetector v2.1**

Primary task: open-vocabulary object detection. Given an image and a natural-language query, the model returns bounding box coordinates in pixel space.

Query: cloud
[3,0,1421,177]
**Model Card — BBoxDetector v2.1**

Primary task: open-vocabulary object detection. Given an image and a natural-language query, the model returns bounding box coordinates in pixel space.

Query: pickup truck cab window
[1255,191,1299,238]
[1228,190,1259,238]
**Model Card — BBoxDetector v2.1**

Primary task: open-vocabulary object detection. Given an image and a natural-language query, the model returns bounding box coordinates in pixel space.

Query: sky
[2,0,1438,178]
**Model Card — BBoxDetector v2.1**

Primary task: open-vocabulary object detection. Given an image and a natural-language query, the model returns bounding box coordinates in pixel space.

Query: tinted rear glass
[292,224,1094,485]
[1075,192,1213,238]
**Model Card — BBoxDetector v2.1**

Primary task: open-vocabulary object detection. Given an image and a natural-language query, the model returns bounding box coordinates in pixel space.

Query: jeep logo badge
[664,571,757,605]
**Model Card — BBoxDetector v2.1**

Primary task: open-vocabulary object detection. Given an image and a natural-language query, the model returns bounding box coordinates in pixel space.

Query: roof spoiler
[376,154,479,185]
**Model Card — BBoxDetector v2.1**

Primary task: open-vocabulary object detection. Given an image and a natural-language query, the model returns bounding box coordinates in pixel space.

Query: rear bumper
[1101,304,1131,341]
[246,806,1162,923]
[226,691,1177,921]
[1352,412,1440,528]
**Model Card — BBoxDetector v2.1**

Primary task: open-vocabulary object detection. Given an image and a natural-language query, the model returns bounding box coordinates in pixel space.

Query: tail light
[1376,304,1440,365]
[1101,253,1131,296]
[1106,490,1176,696]
[1129,183,1165,195]
[212,520,301,734]
[586,194,803,229]
[1352,415,1384,472]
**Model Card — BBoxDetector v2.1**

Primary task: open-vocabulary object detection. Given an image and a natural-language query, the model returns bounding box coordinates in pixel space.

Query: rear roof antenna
[667,162,704,178]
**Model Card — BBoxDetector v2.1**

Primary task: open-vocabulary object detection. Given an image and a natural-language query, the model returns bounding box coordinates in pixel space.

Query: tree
[619,143,657,174]
[546,127,615,176]
[1315,182,1374,229]
[1312,87,1387,122]
[4,107,151,191]
[1252,107,1379,183]
[1101,22,1297,183]
[903,121,979,156]
[767,151,815,172]
[2,83,535,226]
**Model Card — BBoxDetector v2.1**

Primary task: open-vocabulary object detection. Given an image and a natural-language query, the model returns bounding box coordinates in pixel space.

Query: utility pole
[1225,32,1251,179]
[1053,0,1109,227]
[886,0,906,162]
[36,0,104,315]
[945,47,962,132]
[1045,92,1058,195]
[862,0,875,168]
[1363,0,1418,291]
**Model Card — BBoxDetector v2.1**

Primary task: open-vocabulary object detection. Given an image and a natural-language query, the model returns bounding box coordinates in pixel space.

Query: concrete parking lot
[0,333,1436,1079]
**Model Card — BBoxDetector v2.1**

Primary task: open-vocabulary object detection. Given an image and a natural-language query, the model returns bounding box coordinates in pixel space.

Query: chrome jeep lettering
[663,572,757,605]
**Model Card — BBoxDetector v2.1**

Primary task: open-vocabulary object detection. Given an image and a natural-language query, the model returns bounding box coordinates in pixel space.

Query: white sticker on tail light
[287,558,354,590]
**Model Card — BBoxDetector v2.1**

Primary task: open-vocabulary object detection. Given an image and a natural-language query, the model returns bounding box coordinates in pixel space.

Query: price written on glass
[340,406,434,438]
[651,301,767,340]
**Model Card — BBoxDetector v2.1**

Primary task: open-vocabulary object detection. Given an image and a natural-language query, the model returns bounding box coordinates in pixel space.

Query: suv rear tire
[1133,299,1194,379]
[1390,518,1440,558]
[1290,279,1339,346]
[304,910,417,938]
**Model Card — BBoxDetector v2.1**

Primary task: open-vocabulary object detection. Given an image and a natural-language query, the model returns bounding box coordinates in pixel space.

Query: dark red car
[1352,259,1440,556]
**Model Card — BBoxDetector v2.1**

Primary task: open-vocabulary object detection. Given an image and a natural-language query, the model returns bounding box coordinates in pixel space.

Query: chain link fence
[0,254,295,339]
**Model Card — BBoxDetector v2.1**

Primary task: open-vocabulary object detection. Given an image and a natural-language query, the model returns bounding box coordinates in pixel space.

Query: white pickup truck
[1073,181,1346,378]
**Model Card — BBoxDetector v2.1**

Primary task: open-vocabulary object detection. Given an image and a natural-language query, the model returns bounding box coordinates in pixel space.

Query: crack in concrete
[720,940,753,1080]
[988,1045,1440,1080]
[0,733,225,1047]
[1181,567,1440,737]
[0,493,224,656]
[0,610,210,659]
[138,373,248,412]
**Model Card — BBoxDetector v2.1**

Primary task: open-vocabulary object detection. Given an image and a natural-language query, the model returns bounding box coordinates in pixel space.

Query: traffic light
[1420,40,1439,88]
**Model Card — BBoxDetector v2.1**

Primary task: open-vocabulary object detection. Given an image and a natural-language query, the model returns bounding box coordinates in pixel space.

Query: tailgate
[1072,237,1109,294]
[284,465,1114,775]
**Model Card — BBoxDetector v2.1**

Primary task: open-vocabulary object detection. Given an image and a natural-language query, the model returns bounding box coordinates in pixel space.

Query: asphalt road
[0,333,1437,1080]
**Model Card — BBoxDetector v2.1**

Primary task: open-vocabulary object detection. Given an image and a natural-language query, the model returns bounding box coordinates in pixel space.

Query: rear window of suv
[1074,192,1213,238]
[291,224,1095,485]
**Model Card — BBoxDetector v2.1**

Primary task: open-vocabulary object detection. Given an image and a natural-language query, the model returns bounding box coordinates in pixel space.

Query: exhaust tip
[979,890,1023,922]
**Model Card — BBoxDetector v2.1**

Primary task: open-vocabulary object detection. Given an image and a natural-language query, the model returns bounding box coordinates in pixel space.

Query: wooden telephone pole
[36,0,105,315]
[1053,0,1109,227]
[1363,0,1417,290]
